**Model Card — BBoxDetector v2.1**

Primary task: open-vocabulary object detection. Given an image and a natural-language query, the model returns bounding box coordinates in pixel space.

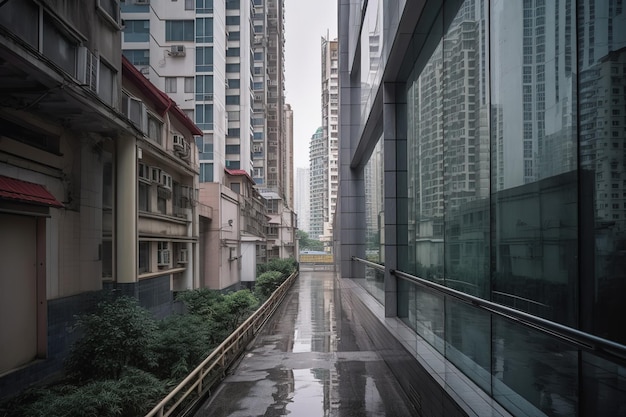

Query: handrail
[351,257,626,366]
[145,271,299,417]
[351,256,384,272]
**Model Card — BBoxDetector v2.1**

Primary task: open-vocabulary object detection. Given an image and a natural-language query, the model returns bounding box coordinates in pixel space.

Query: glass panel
[442,2,490,299]
[445,298,490,393]
[580,352,626,416]
[490,0,577,326]
[492,316,578,416]
[577,0,626,346]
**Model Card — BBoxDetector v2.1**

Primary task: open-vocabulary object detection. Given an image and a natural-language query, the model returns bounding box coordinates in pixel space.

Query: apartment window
[98,0,120,23]
[226,0,239,9]
[196,17,213,43]
[195,75,213,101]
[185,0,194,9]
[227,78,240,88]
[200,162,214,182]
[42,15,78,76]
[157,242,170,266]
[195,104,214,130]
[226,16,240,25]
[254,25,263,34]
[228,31,240,40]
[226,63,240,73]
[226,144,240,154]
[123,49,149,66]
[138,181,150,211]
[138,241,149,273]
[98,60,116,106]
[230,182,241,194]
[184,77,194,93]
[165,20,194,41]
[227,128,240,137]
[228,111,240,121]
[225,95,240,105]
[198,137,213,159]
[225,160,240,169]
[123,20,149,42]
[226,47,240,57]
[165,77,177,93]
[148,115,163,144]
[157,192,167,214]
[196,0,213,13]
[196,47,213,72]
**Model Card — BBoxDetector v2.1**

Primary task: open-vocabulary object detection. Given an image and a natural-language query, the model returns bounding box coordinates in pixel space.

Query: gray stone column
[116,137,137,283]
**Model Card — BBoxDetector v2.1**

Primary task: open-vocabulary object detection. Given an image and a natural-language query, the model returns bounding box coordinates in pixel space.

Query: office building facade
[336,0,626,415]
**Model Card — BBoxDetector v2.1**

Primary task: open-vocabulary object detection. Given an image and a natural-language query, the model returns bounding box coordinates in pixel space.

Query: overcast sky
[284,0,338,169]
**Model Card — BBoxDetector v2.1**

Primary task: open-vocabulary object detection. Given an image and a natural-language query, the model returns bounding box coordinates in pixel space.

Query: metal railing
[351,256,626,366]
[145,271,298,417]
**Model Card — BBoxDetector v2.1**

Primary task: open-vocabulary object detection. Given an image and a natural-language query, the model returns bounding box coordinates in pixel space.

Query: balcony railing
[144,271,298,417]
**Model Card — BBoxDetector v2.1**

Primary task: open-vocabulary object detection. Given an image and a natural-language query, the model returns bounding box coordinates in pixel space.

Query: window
[195,75,213,101]
[226,0,239,9]
[228,31,240,40]
[227,78,240,88]
[225,160,240,169]
[226,63,240,73]
[196,47,213,72]
[157,242,170,266]
[184,77,194,93]
[123,49,149,66]
[226,144,240,154]
[200,162,214,182]
[138,181,150,211]
[98,60,116,106]
[43,15,78,76]
[157,192,167,214]
[138,241,149,273]
[183,109,194,120]
[230,182,241,194]
[148,115,163,144]
[196,17,213,43]
[226,16,240,25]
[198,136,213,159]
[185,0,194,9]
[123,20,149,42]
[196,104,214,130]
[98,0,120,23]
[227,128,240,137]
[165,77,177,93]
[165,20,194,41]
[226,47,240,57]
[226,95,240,105]
[228,111,240,121]
[196,0,213,13]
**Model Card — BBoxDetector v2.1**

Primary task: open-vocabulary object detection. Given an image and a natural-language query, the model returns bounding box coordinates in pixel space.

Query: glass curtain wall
[397,0,626,415]
[362,138,384,302]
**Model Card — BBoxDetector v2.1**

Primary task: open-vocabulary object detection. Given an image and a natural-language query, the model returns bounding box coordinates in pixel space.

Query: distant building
[295,167,311,233]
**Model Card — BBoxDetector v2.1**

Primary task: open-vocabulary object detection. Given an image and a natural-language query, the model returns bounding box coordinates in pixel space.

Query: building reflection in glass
[393,0,626,415]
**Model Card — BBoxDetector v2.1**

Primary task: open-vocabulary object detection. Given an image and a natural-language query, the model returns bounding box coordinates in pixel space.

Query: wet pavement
[193,269,420,417]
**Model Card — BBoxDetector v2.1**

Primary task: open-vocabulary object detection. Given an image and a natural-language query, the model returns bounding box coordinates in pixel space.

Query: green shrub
[213,290,259,330]
[254,270,285,299]
[16,368,165,417]
[176,288,222,318]
[65,296,158,381]
[153,314,212,380]
[256,257,297,278]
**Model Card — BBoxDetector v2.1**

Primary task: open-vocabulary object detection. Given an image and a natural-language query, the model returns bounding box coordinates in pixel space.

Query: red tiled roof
[121,56,203,136]
[225,168,255,184]
[0,175,63,208]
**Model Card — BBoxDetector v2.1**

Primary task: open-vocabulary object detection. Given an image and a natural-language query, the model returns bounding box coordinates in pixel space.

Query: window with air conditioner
[160,172,172,190]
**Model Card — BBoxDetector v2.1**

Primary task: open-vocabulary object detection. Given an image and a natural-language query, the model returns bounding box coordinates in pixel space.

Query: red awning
[0,175,64,208]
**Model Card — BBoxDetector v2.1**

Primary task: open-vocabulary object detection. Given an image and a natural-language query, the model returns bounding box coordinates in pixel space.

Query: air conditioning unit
[160,172,172,190]
[169,45,186,57]
[172,134,184,151]
[157,249,170,266]
[203,94,213,101]
[178,248,188,264]
[76,46,99,93]
[138,163,150,181]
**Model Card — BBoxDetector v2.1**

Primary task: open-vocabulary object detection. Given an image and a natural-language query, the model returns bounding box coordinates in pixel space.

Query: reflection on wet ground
[193,270,419,417]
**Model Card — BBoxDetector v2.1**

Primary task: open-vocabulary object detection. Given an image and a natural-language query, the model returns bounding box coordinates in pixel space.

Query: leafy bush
[254,270,285,299]
[256,258,297,278]
[176,288,223,318]
[213,290,259,330]
[15,368,165,417]
[153,314,212,380]
[65,296,158,381]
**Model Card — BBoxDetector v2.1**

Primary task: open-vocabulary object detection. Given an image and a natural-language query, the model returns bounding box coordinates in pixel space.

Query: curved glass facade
[393,1,626,415]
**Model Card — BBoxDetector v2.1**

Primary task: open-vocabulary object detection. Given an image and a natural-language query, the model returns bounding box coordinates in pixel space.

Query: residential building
[295,167,310,234]
[120,56,202,310]
[319,37,339,250]
[336,1,626,416]
[261,190,297,260]
[309,126,326,240]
